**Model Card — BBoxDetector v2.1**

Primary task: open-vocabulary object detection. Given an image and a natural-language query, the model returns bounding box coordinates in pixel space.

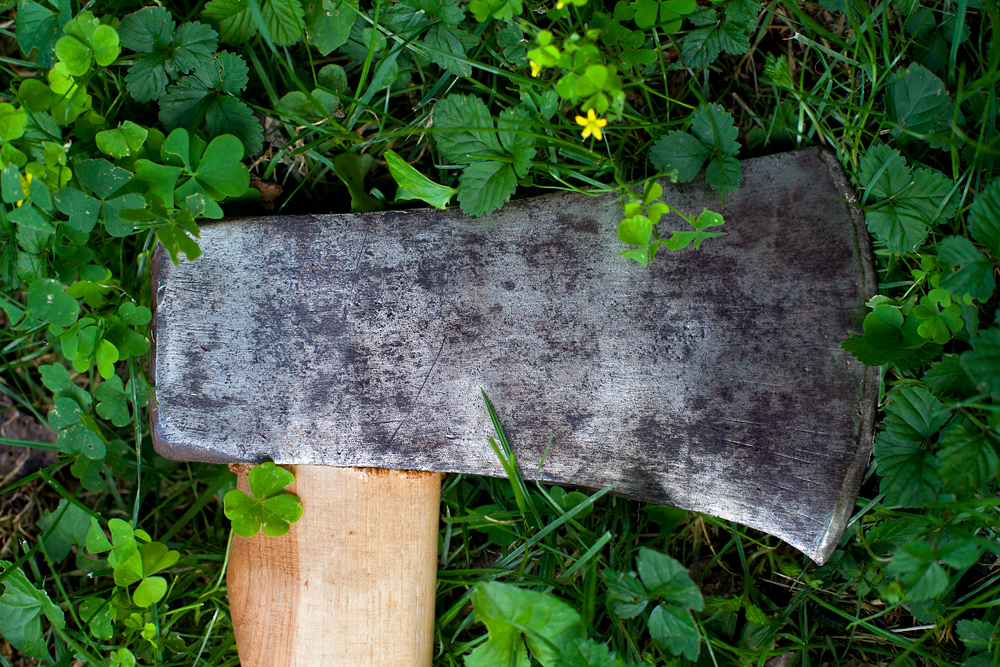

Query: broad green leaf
[248,461,297,499]
[887,62,951,149]
[75,158,133,199]
[424,23,476,76]
[95,338,119,379]
[263,0,306,45]
[85,516,113,553]
[957,619,997,651]
[135,160,183,208]
[887,540,949,601]
[457,160,517,216]
[54,187,101,232]
[37,499,91,563]
[557,639,619,667]
[602,569,648,619]
[865,205,929,253]
[858,143,911,199]
[318,63,348,93]
[961,328,1000,400]
[26,278,79,326]
[195,135,250,197]
[158,52,263,155]
[0,561,65,661]
[648,604,701,661]
[617,215,652,247]
[305,0,356,55]
[139,542,180,576]
[48,396,82,428]
[334,152,381,213]
[16,0,72,69]
[57,423,106,459]
[465,582,585,667]
[922,355,975,397]
[433,94,503,163]
[95,375,130,426]
[874,415,939,507]
[55,11,120,75]
[120,8,219,102]
[78,598,113,640]
[705,155,741,194]
[133,576,168,607]
[649,131,710,182]
[0,103,28,141]
[96,121,148,159]
[636,548,703,610]
[690,103,739,155]
[938,235,995,301]
[968,179,1000,256]
[385,149,457,209]
[17,79,53,112]
[202,0,256,44]
[497,107,536,178]
[937,425,998,497]
[120,302,153,326]
[884,386,949,439]
[904,168,958,222]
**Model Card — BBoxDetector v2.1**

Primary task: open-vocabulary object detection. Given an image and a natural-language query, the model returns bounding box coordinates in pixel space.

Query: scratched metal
[150,148,877,563]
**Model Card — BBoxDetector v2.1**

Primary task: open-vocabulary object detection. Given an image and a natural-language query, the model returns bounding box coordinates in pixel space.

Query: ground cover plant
[0,0,997,663]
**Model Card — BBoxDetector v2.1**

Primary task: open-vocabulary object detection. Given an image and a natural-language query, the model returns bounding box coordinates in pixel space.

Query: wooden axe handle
[228,465,443,666]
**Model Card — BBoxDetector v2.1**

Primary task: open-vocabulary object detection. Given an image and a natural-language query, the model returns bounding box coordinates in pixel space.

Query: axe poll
[149,147,878,666]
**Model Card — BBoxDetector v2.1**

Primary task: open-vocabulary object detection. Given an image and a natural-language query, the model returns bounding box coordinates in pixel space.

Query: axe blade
[150,148,877,564]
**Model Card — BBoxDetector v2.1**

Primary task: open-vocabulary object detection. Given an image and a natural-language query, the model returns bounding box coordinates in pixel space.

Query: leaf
[158,52,263,155]
[37,499,91,563]
[465,581,585,667]
[618,215,652,247]
[968,179,1000,256]
[202,0,255,44]
[434,94,503,163]
[263,0,306,45]
[883,386,949,439]
[139,542,180,576]
[304,0,356,55]
[937,425,999,497]
[865,205,930,253]
[16,0,72,69]
[95,375,131,426]
[648,604,701,661]
[133,576,168,607]
[78,598,113,640]
[636,548,703,610]
[887,62,952,148]
[195,134,251,197]
[334,153,381,213]
[649,131,710,182]
[922,355,975,397]
[54,187,101,232]
[57,423,106,459]
[858,142,911,199]
[960,328,1000,400]
[690,103,739,155]
[223,462,303,537]
[96,121,149,159]
[602,569,648,619]
[705,155,741,194]
[26,278,79,326]
[75,159,133,199]
[887,540,949,601]
[957,619,997,652]
[424,23,476,76]
[457,160,518,216]
[385,149,457,209]
[120,9,219,103]
[0,561,65,661]
[874,415,939,507]
[938,236,995,301]
[85,516,113,553]
[55,11,120,75]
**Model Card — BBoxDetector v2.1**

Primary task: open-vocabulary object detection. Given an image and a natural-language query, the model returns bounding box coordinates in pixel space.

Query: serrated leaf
[887,540,949,601]
[424,22,476,76]
[866,205,930,253]
[888,63,952,148]
[202,0,256,44]
[385,149,456,209]
[603,569,648,619]
[121,9,218,103]
[37,499,91,563]
[0,561,65,661]
[649,131,710,182]
[957,619,997,651]
[636,548,703,610]
[262,0,306,45]
[969,180,1000,257]
[961,328,1000,400]
[922,355,975,397]
[874,415,939,507]
[705,155,741,194]
[465,581,585,667]
[937,425,998,497]
[648,604,701,660]
[16,0,72,69]
[884,386,949,439]
[690,103,739,155]
[158,52,263,156]
[858,143,911,199]
[457,160,517,216]
[938,236,995,301]
[679,25,720,68]
[434,94,503,163]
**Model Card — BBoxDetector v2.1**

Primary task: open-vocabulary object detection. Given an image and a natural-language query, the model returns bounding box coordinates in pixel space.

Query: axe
[149,147,877,666]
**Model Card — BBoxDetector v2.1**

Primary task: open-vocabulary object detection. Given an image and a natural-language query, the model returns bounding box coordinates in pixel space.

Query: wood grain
[151,148,877,563]
[228,465,442,667]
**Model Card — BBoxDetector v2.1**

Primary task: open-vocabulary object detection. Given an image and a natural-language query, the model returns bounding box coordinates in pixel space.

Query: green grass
[1,0,999,664]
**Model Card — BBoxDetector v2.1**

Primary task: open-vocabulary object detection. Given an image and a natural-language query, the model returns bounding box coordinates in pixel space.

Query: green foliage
[224,462,304,537]
[0,561,66,662]
[385,149,458,209]
[649,103,742,193]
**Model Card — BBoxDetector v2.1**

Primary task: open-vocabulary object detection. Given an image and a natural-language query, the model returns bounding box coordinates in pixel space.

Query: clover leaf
[224,462,303,537]
[54,10,120,76]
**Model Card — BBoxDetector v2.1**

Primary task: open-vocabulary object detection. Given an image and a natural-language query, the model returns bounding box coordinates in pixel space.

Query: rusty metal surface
[150,148,877,563]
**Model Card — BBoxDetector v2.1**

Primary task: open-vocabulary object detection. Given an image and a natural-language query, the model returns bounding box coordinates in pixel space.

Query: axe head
[150,148,877,564]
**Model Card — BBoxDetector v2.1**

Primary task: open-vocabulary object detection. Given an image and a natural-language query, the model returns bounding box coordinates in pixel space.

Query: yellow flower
[575,108,607,141]
[530,60,542,77]
[556,0,565,7]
